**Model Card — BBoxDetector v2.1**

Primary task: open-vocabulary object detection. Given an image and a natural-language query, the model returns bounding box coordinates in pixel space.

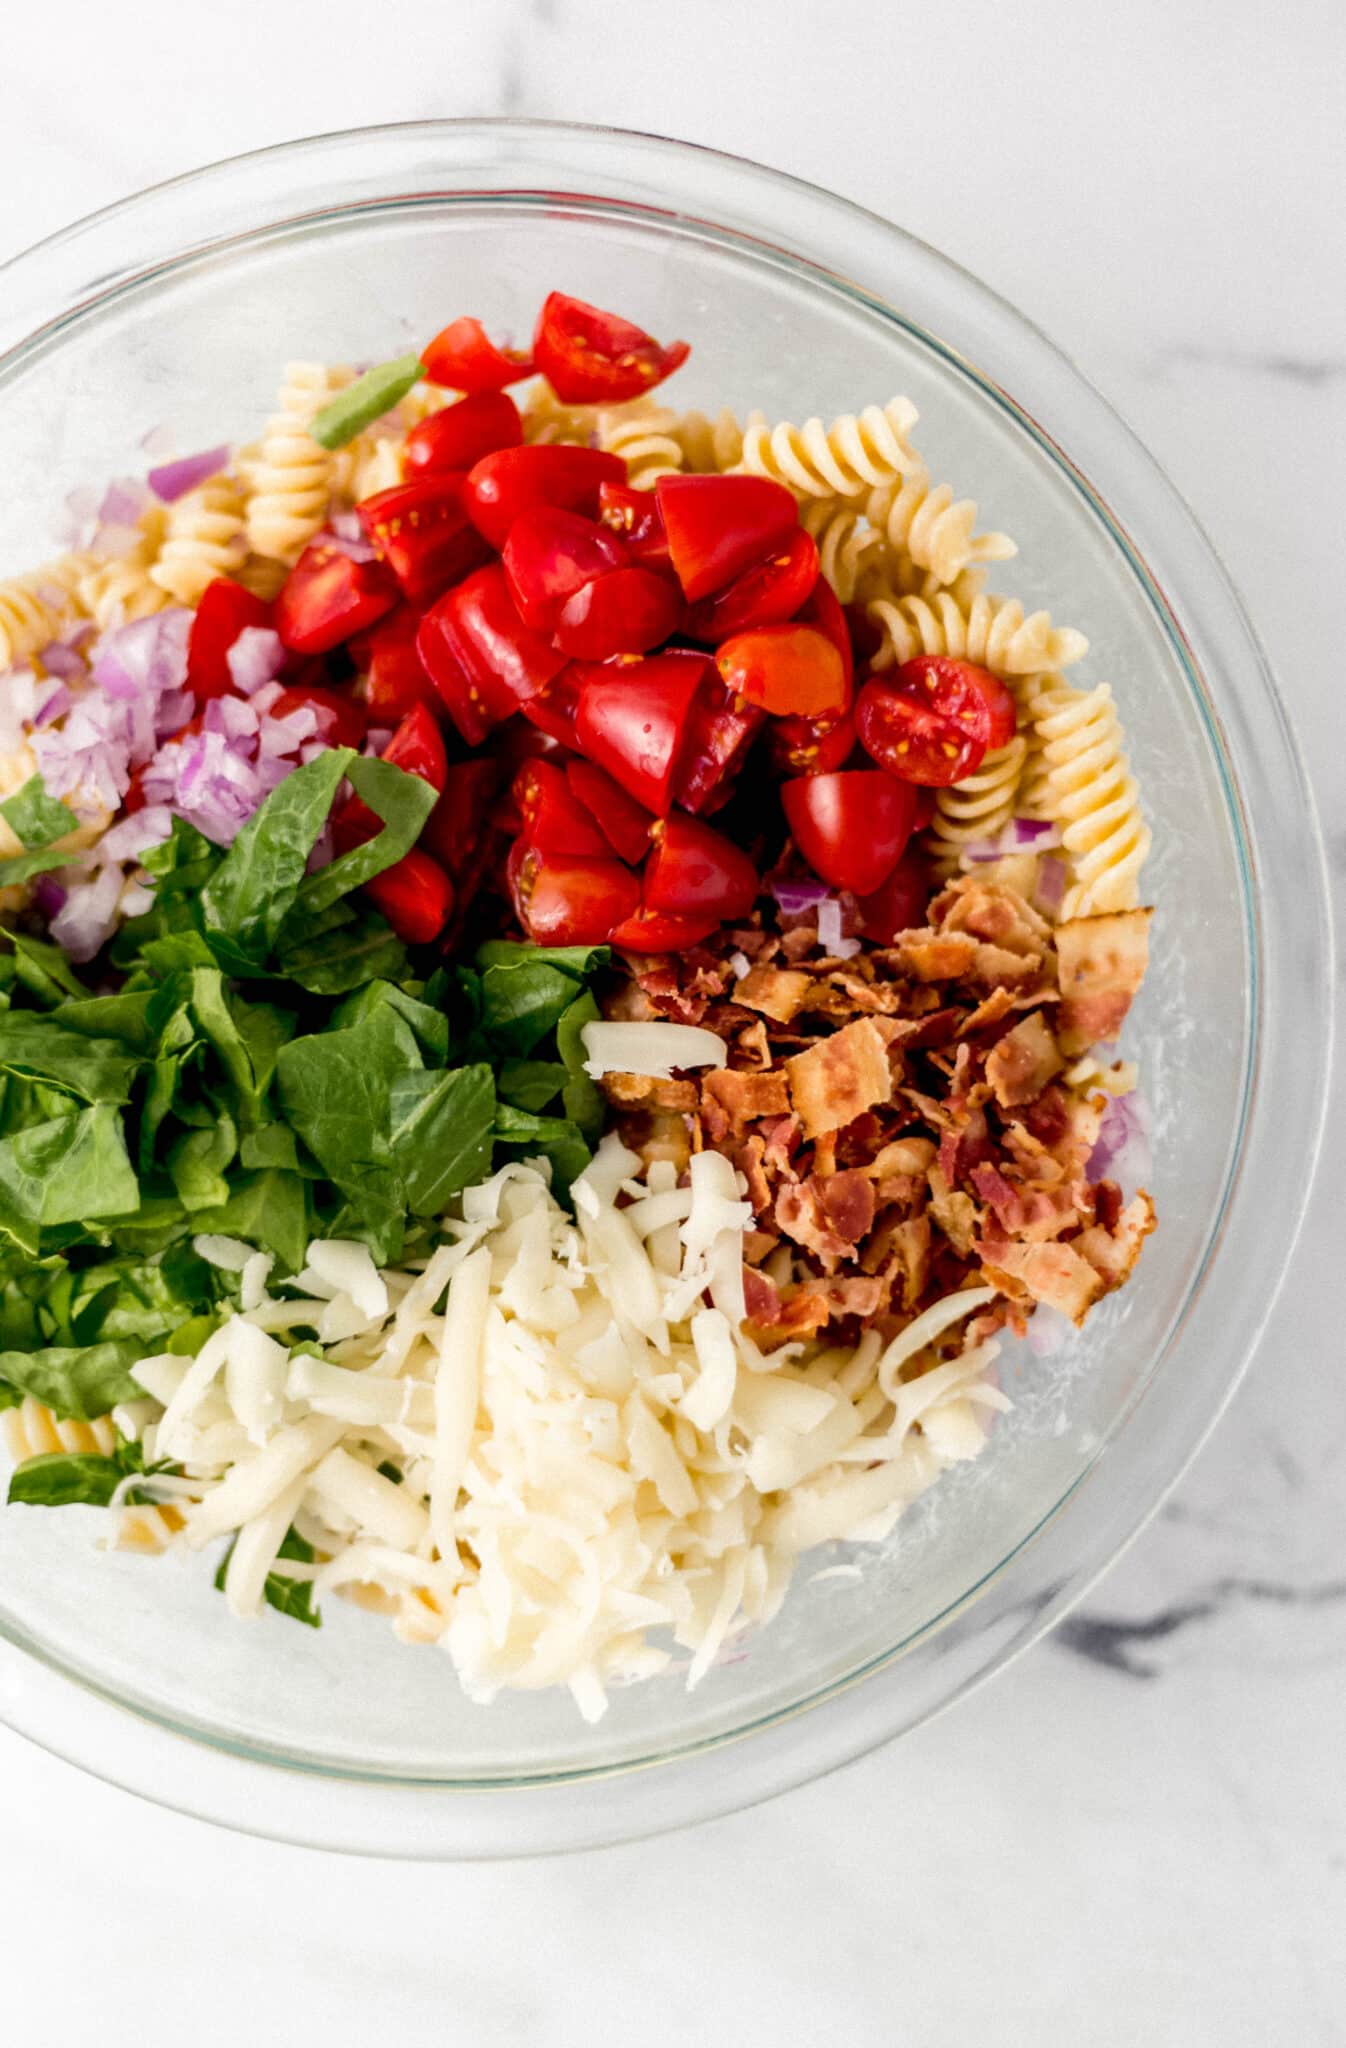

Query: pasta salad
[0,290,1154,1719]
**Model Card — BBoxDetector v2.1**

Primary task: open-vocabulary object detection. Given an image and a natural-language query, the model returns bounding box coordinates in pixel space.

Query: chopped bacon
[884,929,980,982]
[600,1072,700,1111]
[970,1163,1092,1243]
[816,1169,876,1244]
[734,964,815,1022]
[786,1017,893,1138]
[736,1135,772,1214]
[1076,1189,1156,1292]
[976,1238,1104,1324]
[700,1066,791,1142]
[985,1012,1064,1108]
[775,1181,849,1269]
[1054,908,1152,1052]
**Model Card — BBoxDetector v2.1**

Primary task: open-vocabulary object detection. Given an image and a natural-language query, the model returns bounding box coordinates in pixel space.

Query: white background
[3,3,1343,2041]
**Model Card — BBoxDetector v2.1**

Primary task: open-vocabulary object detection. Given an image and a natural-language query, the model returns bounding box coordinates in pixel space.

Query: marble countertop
[2,2,1342,2041]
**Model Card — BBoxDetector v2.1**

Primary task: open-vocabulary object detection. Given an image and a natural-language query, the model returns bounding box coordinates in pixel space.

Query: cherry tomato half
[186,579,272,701]
[672,677,764,816]
[644,814,759,922]
[417,563,568,745]
[513,760,610,857]
[520,668,582,752]
[565,758,654,865]
[502,506,628,634]
[357,477,490,608]
[349,604,438,720]
[403,392,522,477]
[420,758,503,877]
[854,679,985,787]
[797,573,854,693]
[655,474,799,603]
[715,623,848,719]
[274,542,398,656]
[421,316,533,393]
[508,841,641,947]
[767,706,857,777]
[684,528,819,642]
[362,848,455,945]
[855,850,932,942]
[553,565,682,661]
[465,445,627,552]
[781,770,919,896]
[573,649,710,815]
[532,292,690,405]
[597,480,670,568]
[333,702,448,850]
[270,682,369,750]
[608,905,720,952]
[893,655,1018,752]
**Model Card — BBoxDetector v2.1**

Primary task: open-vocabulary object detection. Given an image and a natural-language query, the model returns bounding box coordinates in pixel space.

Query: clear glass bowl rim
[0,118,1332,1858]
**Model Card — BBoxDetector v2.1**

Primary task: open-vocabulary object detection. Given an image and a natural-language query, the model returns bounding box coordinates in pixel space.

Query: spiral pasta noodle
[244,362,353,565]
[735,397,921,498]
[0,555,94,669]
[865,472,1016,589]
[77,514,171,631]
[798,498,887,603]
[149,474,247,606]
[866,587,1088,676]
[595,403,685,488]
[337,432,404,504]
[113,1501,190,1554]
[1022,677,1151,914]
[669,407,746,473]
[520,386,596,447]
[1,1397,117,1463]
[925,735,1030,875]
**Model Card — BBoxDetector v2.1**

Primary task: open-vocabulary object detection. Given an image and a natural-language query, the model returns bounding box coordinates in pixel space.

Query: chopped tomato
[855,679,985,787]
[270,682,369,749]
[421,758,502,876]
[893,655,1018,752]
[333,700,448,849]
[573,649,709,815]
[362,848,455,945]
[416,563,568,745]
[644,814,759,922]
[186,579,271,700]
[349,605,438,720]
[501,505,628,634]
[655,474,799,603]
[855,850,932,942]
[597,480,670,568]
[565,758,654,865]
[520,668,582,751]
[421,316,533,393]
[781,770,919,895]
[274,543,398,655]
[554,565,682,660]
[513,760,610,857]
[715,623,848,719]
[768,706,857,776]
[403,392,522,477]
[672,676,764,816]
[508,841,641,947]
[464,445,627,551]
[797,574,854,692]
[684,529,819,642]
[608,905,720,952]
[532,292,690,405]
[357,477,490,607]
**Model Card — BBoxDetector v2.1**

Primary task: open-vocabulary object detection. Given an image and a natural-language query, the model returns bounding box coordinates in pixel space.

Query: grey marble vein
[1056,1575,1346,1678]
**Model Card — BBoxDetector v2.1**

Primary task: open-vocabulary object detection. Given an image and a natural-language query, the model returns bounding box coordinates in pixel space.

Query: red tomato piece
[767,706,857,776]
[532,292,690,405]
[519,668,583,751]
[403,392,522,477]
[684,529,819,642]
[270,682,369,750]
[797,574,854,692]
[644,815,758,922]
[465,445,627,551]
[332,700,448,851]
[186,579,272,700]
[716,623,848,719]
[274,543,398,655]
[420,758,503,876]
[781,770,919,895]
[855,850,932,942]
[573,649,709,815]
[893,655,1018,752]
[357,477,490,607]
[608,905,720,952]
[421,316,533,392]
[417,563,568,745]
[349,605,438,720]
[502,506,629,634]
[362,848,455,945]
[512,760,610,857]
[673,677,764,816]
[655,475,798,603]
[564,758,654,865]
[508,842,641,947]
[553,565,682,661]
[854,679,986,787]
[597,481,670,568]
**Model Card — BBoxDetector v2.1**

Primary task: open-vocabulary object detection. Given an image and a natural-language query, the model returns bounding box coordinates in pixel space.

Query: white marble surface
[3,2,1343,2040]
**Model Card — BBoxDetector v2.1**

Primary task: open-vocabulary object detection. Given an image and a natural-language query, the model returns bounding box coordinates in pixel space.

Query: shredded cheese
[580,1019,728,1078]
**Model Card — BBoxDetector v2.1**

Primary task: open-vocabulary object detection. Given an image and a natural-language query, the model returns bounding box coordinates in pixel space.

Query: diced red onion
[89,520,143,563]
[32,874,67,918]
[225,625,287,696]
[32,679,73,724]
[1026,1304,1074,1358]
[147,445,231,504]
[772,877,830,916]
[139,423,176,458]
[98,805,173,863]
[99,478,150,528]
[329,511,365,542]
[365,726,394,755]
[963,817,1064,864]
[37,641,86,683]
[57,485,101,550]
[1087,1090,1152,1199]
[49,863,125,964]
[323,528,380,564]
[1036,855,1067,914]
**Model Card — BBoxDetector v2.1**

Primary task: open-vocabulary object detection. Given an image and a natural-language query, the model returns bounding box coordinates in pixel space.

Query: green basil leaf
[274,908,408,994]
[214,1523,321,1627]
[497,1058,567,1112]
[293,756,436,919]
[0,1339,146,1420]
[201,747,354,964]
[0,1104,139,1230]
[3,933,90,1007]
[189,1169,311,1275]
[0,1013,143,1105]
[0,773,78,850]
[492,1103,592,1198]
[388,1063,495,1216]
[307,355,424,451]
[0,847,77,889]
[555,990,604,1139]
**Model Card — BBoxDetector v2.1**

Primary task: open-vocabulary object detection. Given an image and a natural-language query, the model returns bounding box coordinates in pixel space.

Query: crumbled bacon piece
[976,1238,1104,1324]
[734,964,815,1022]
[1054,908,1152,1051]
[985,1012,1064,1108]
[600,1072,700,1111]
[786,1018,893,1138]
[700,1066,791,1142]
[816,1169,877,1245]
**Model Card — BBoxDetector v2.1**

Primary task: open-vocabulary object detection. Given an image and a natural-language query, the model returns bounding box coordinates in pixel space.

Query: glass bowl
[0,121,1331,1858]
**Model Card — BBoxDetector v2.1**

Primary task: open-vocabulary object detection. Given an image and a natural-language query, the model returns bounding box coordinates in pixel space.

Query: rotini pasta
[1064,1053,1140,1097]
[735,396,921,498]
[519,385,595,446]
[1,1396,117,1463]
[244,362,353,565]
[925,734,1029,875]
[866,587,1088,676]
[0,556,92,669]
[1021,676,1151,914]
[595,403,685,488]
[865,472,1016,588]
[798,498,888,603]
[149,473,247,606]
[669,406,746,473]
[336,431,404,504]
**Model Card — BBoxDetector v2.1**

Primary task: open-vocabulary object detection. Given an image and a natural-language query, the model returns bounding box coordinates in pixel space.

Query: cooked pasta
[925,734,1030,875]
[670,406,746,473]
[520,385,595,446]
[244,362,353,565]
[1021,676,1150,914]
[149,473,248,606]
[1064,1053,1140,1097]
[1,1397,117,1462]
[735,397,921,498]
[77,528,170,632]
[865,472,1016,588]
[336,431,404,504]
[234,553,290,601]
[595,403,685,488]
[0,557,91,668]
[866,587,1088,676]
[798,497,888,603]
[113,1501,190,1554]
